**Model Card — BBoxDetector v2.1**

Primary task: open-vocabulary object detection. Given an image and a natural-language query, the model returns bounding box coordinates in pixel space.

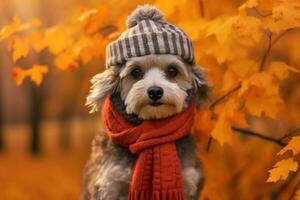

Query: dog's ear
[192,66,210,106]
[86,68,119,113]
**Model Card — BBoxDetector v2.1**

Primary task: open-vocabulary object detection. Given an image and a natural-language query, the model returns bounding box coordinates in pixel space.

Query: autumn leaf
[278,136,300,156]
[12,67,26,86]
[211,99,239,145]
[12,65,48,86]
[193,109,216,136]
[239,0,258,15]
[239,72,284,118]
[44,26,74,54]
[0,16,41,41]
[267,1,300,33]
[54,50,79,70]
[26,65,48,86]
[8,36,29,62]
[267,158,298,182]
[78,6,112,35]
[268,61,300,80]
[26,31,45,52]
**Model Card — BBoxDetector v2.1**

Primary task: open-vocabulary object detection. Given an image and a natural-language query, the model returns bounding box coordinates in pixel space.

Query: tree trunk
[0,84,3,151]
[30,85,43,154]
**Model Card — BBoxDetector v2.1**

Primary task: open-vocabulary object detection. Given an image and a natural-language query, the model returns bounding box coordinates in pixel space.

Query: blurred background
[0,0,102,199]
[0,0,300,200]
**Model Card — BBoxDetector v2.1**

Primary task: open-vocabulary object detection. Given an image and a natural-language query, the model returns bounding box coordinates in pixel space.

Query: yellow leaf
[239,0,258,15]
[211,99,238,145]
[267,158,298,182]
[267,1,300,33]
[44,26,74,54]
[155,0,186,17]
[193,110,216,137]
[27,65,48,86]
[268,61,299,80]
[278,136,300,156]
[239,72,284,118]
[0,16,41,41]
[12,67,26,86]
[12,65,48,86]
[26,31,45,52]
[78,6,112,35]
[54,51,79,70]
[8,36,29,62]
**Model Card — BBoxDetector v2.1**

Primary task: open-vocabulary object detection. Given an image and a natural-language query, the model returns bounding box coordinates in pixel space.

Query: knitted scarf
[102,96,195,200]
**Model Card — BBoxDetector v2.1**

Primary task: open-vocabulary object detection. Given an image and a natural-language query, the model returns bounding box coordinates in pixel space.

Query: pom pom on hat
[126,4,164,28]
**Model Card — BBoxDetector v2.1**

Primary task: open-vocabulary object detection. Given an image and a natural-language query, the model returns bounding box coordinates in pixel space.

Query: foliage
[1,0,300,199]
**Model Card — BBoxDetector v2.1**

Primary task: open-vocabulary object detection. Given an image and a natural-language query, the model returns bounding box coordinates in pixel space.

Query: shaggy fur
[82,54,208,200]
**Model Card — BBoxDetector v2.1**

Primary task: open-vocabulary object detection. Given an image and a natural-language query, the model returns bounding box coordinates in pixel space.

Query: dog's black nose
[147,86,163,101]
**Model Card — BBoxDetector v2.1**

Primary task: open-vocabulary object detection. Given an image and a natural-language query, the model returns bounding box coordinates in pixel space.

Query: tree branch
[209,84,241,111]
[279,127,300,141]
[199,0,205,17]
[259,32,272,72]
[232,126,286,146]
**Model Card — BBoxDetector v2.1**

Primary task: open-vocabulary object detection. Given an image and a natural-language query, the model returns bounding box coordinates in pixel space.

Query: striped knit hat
[105,4,195,67]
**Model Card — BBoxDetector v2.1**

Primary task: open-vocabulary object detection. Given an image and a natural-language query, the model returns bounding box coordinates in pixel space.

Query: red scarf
[102,96,195,200]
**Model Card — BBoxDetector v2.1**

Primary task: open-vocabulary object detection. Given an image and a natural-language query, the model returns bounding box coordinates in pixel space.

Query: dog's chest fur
[81,96,204,200]
[82,133,204,200]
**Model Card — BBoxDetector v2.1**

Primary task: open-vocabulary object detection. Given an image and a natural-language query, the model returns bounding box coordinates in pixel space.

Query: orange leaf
[54,51,79,70]
[44,26,74,54]
[27,65,48,86]
[12,67,26,86]
[267,158,298,182]
[267,1,300,33]
[211,99,238,145]
[12,65,48,86]
[26,31,45,52]
[0,16,41,41]
[8,36,29,62]
[278,136,300,156]
[193,109,216,136]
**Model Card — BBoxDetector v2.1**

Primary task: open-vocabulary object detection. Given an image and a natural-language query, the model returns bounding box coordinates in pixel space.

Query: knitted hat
[105,4,195,67]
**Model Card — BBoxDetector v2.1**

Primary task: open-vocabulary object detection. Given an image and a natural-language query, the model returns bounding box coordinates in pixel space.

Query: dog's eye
[130,67,143,79]
[166,65,178,78]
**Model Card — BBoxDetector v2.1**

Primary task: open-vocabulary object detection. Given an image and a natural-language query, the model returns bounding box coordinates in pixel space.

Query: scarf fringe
[129,190,185,200]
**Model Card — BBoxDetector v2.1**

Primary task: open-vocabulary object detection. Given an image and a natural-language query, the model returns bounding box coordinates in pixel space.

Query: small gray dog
[82,5,208,200]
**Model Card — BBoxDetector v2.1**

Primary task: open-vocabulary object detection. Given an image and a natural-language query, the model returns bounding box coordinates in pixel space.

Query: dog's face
[86,54,208,120]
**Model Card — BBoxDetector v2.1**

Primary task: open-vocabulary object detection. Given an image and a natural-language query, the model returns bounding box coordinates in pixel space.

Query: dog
[81,5,209,200]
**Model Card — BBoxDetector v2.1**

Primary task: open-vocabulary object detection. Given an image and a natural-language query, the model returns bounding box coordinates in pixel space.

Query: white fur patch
[183,167,203,196]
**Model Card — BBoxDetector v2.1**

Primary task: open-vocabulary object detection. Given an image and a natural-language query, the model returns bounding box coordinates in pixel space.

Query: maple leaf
[8,36,29,62]
[267,1,300,33]
[54,50,79,70]
[268,61,300,80]
[0,16,41,41]
[78,6,112,35]
[44,26,74,54]
[193,109,216,136]
[267,158,298,182]
[211,99,238,145]
[12,65,48,86]
[239,72,284,118]
[278,136,300,156]
[239,0,258,15]
[12,67,26,86]
[26,31,45,52]
[26,65,48,86]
